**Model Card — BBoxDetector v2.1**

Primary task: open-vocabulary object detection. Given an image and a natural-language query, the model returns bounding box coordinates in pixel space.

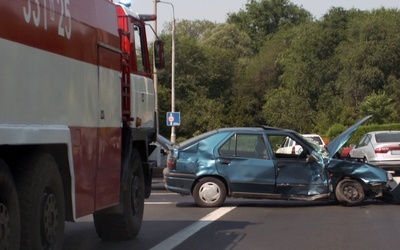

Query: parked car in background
[349,131,400,172]
[303,134,326,148]
[164,116,400,207]
[276,134,325,155]
[276,136,303,155]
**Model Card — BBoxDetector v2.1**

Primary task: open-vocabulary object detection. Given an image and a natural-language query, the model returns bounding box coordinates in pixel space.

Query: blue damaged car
[163,116,400,207]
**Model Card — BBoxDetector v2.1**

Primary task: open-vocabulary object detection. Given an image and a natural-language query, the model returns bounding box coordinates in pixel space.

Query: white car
[303,134,326,147]
[276,136,303,155]
[276,134,325,155]
[349,131,400,171]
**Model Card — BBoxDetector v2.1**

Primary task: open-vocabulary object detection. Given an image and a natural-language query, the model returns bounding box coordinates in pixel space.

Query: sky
[130,0,400,34]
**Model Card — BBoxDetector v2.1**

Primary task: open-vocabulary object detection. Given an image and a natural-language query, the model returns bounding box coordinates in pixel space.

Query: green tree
[227,0,311,52]
[335,9,400,111]
[157,6,400,142]
[359,92,395,124]
[262,87,314,132]
[201,23,253,59]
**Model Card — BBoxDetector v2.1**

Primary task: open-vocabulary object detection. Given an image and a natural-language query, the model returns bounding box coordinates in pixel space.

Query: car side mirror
[154,40,165,69]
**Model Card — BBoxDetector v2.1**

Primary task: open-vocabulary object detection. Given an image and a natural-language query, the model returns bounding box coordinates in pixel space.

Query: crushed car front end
[327,158,400,202]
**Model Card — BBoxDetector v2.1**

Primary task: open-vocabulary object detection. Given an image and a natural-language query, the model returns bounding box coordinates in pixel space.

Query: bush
[327,122,400,146]
[327,123,347,139]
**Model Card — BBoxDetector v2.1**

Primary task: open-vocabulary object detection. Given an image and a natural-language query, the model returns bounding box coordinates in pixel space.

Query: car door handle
[220,159,231,165]
[277,163,287,168]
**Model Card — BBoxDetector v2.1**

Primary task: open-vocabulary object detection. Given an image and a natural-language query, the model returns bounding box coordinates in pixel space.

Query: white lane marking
[150,206,236,250]
[145,202,174,205]
[151,193,178,195]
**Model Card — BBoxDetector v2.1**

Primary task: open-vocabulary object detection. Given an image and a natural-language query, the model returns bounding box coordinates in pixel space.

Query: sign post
[166,112,180,143]
[166,112,180,126]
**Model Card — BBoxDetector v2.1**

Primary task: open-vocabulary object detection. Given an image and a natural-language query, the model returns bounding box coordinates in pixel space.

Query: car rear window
[375,132,400,143]
[179,130,218,148]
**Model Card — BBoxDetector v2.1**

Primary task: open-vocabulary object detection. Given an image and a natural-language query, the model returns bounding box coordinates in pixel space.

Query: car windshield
[301,135,329,157]
[375,132,400,143]
[305,136,323,145]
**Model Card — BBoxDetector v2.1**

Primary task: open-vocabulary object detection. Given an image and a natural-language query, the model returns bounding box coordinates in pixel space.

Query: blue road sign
[166,112,180,126]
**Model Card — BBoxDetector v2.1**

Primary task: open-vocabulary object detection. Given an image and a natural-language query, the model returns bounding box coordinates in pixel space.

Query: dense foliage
[155,0,400,142]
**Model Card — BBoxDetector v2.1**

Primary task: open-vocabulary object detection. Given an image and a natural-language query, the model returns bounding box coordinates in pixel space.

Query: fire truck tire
[94,149,144,240]
[0,159,20,250]
[14,152,65,250]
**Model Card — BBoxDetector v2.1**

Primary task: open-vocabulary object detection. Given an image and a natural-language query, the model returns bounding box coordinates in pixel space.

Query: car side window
[219,134,269,159]
[357,135,368,147]
[364,134,371,145]
[268,134,306,159]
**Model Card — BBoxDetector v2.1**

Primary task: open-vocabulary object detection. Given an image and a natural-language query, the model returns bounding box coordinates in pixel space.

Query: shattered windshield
[301,135,329,158]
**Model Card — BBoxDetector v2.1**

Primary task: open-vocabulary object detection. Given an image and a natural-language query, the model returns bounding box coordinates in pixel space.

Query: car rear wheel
[335,179,365,206]
[193,177,226,207]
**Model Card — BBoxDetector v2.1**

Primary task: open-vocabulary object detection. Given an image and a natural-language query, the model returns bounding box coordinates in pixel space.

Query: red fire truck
[0,0,164,248]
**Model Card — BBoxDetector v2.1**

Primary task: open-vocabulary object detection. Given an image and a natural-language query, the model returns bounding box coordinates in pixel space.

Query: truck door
[96,45,122,209]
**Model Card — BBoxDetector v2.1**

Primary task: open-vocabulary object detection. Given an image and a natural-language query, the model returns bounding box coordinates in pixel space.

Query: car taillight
[291,146,295,154]
[375,147,389,154]
[167,155,176,170]
[375,146,400,154]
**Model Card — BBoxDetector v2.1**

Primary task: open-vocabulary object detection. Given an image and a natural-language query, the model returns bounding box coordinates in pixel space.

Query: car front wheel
[193,177,226,207]
[335,179,365,206]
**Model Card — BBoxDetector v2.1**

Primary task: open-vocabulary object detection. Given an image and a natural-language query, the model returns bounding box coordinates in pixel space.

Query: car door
[267,134,329,197]
[350,134,370,160]
[215,133,276,194]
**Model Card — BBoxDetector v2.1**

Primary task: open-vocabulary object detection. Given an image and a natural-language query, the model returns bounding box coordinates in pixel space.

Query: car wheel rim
[343,185,360,201]
[199,182,221,203]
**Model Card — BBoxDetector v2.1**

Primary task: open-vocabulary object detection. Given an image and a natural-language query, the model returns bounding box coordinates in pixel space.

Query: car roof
[177,126,300,149]
[367,131,400,134]
[216,126,298,134]
[216,127,264,133]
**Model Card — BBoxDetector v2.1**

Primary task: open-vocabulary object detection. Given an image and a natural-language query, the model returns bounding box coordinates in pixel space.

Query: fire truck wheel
[15,152,65,250]
[94,149,144,240]
[0,159,20,250]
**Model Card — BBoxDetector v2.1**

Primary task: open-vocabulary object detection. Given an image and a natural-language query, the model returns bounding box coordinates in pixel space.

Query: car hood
[326,115,372,158]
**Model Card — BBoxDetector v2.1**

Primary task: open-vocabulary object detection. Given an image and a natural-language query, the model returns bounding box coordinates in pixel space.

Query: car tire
[363,157,368,163]
[335,179,365,206]
[193,177,226,207]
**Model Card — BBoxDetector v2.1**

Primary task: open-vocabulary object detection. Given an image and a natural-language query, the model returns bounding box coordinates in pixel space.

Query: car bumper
[163,167,196,195]
[369,160,400,171]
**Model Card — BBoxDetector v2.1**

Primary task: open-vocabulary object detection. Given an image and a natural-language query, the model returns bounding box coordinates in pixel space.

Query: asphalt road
[63,178,400,250]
